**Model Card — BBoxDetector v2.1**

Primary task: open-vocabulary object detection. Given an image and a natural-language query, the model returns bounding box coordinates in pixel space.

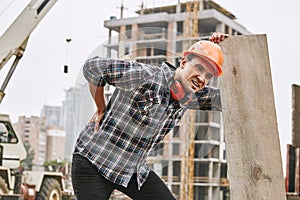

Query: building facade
[40,105,62,127]
[61,84,95,162]
[103,1,250,199]
[46,128,66,162]
[14,116,47,166]
[13,116,66,168]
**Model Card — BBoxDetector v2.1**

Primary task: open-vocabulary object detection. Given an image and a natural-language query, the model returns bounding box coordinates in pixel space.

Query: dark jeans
[71,154,176,200]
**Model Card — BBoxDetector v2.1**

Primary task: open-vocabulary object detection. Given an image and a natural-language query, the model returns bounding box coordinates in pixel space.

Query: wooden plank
[219,34,286,199]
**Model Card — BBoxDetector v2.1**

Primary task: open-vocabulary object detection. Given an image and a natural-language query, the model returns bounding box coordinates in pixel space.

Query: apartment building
[13,116,66,168]
[46,128,66,161]
[40,105,62,127]
[14,116,47,166]
[61,84,95,162]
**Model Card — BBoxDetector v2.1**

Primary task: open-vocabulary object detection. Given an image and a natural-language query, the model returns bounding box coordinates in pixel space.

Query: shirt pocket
[129,90,162,126]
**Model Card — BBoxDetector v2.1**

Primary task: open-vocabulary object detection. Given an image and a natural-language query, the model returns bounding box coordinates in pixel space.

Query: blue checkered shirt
[74,57,221,190]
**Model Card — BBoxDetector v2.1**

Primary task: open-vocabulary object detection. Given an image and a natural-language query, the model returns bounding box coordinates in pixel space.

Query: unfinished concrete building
[286,84,300,199]
[103,1,250,199]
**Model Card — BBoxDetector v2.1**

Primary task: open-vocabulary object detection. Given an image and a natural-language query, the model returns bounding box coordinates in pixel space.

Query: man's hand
[90,110,106,132]
[88,83,106,132]
[209,32,229,43]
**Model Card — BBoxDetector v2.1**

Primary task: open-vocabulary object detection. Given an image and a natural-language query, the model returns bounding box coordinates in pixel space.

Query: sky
[0,0,300,174]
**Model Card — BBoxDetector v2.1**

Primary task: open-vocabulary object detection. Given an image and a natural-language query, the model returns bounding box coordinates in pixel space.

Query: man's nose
[197,74,208,85]
[197,74,205,82]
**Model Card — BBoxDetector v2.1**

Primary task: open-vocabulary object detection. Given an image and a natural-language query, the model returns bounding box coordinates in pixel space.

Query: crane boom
[0,0,58,68]
[0,0,57,103]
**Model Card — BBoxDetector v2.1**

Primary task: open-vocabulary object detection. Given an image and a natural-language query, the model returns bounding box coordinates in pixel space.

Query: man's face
[178,56,215,93]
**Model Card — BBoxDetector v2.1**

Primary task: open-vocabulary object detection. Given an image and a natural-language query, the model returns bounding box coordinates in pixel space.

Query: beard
[181,79,195,94]
[183,78,205,93]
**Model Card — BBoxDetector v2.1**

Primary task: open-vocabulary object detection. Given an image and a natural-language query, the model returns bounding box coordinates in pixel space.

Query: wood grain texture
[219,34,286,200]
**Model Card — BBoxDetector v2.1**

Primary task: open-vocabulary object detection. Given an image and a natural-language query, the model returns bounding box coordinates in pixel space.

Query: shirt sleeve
[83,57,145,91]
[187,86,222,111]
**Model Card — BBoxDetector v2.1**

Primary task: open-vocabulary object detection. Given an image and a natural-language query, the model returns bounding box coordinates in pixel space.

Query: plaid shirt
[74,57,221,190]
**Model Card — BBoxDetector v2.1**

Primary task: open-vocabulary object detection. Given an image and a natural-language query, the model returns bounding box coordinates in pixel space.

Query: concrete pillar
[208,161,213,200]
[131,24,138,58]
[167,21,176,63]
[107,29,112,58]
[292,84,300,147]
[215,23,225,33]
[219,35,286,200]
[168,132,173,190]
[119,25,126,57]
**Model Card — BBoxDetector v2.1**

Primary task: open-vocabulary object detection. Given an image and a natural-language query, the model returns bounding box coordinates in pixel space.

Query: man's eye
[196,65,205,71]
[206,74,213,80]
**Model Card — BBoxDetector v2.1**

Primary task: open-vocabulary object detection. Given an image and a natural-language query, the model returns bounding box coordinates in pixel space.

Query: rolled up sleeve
[83,57,108,87]
[188,86,222,111]
[83,57,147,91]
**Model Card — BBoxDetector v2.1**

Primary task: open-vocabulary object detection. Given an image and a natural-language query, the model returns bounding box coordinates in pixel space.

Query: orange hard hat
[183,40,224,76]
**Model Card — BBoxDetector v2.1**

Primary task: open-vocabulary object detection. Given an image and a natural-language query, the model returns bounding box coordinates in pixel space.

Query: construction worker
[71,32,228,200]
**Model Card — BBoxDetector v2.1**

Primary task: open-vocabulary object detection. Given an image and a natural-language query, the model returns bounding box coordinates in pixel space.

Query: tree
[44,159,66,172]
[21,142,35,170]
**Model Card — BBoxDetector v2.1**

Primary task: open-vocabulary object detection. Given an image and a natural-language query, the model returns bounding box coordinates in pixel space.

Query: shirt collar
[161,61,176,85]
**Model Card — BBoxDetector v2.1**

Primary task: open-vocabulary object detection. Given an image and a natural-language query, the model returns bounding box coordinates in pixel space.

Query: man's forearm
[89,83,106,113]
[188,86,222,111]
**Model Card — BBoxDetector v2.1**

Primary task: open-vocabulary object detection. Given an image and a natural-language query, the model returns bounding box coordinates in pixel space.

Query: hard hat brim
[183,51,223,76]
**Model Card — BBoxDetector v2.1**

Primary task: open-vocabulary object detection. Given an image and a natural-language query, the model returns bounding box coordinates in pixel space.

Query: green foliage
[43,159,66,172]
[21,142,35,170]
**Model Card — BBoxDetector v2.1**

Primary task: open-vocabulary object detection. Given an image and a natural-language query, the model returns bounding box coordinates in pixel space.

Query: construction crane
[0,1,75,199]
[0,0,57,104]
[184,0,192,38]
[180,1,200,200]
[192,0,199,38]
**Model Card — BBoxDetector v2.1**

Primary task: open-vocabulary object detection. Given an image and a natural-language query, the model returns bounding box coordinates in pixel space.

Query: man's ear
[180,57,187,69]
